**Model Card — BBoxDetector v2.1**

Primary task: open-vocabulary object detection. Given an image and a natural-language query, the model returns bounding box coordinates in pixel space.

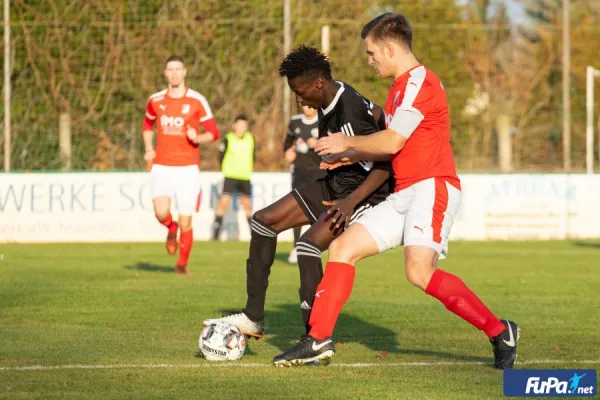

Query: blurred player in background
[283,106,326,264]
[212,114,256,241]
[274,14,519,369]
[142,55,219,275]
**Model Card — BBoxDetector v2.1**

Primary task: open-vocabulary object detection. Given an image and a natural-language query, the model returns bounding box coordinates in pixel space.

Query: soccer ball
[199,322,246,361]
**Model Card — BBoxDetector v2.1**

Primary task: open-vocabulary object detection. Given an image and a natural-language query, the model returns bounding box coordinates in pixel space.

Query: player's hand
[284,147,296,163]
[186,126,198,142]
[315,133,348,156]
[322,198,357,230]
[319,150,359,170]
[144,149,156,162]
[144,149,155,172]
[306,137,318,148]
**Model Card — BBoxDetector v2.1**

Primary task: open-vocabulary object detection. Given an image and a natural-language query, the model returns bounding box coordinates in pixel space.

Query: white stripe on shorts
[293,189,318,222]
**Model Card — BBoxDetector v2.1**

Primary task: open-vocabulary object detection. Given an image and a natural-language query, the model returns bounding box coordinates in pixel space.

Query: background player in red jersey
[142,55,220,275]
[274,14,519,370]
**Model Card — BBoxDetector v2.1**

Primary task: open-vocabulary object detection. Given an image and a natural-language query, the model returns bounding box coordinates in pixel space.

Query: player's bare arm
[188,112,220,145]
[142,98,157,163]
[187,126,216,145]
[320,150,391,170]
[283,134,297,163]
[143,130,155,161]
[319,102,391,169]
[322,162,391,228]
[315,128,407,157]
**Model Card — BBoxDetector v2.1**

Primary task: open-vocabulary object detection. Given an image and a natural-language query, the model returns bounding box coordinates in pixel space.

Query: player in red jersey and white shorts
[142,56,220,275]
[274,14,519,370]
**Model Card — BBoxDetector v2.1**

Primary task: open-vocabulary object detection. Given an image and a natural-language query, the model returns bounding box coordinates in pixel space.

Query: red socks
[177,229,193,266]
[160,214,178,235]
[308,262,356,340]
[426,269,505,338]
[306,264,505,340]
[307,264,504,341]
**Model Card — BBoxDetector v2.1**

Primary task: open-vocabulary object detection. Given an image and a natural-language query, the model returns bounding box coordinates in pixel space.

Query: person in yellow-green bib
[212,114,256,240]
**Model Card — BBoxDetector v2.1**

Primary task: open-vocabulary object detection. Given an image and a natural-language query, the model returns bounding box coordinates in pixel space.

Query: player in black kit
[283,105,327,264]
[203,45,393,338]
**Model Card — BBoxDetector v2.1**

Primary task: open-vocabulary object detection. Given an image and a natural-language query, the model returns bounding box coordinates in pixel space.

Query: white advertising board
[450,174,600,240]
[1,172,600,243]
[0,172,294,243]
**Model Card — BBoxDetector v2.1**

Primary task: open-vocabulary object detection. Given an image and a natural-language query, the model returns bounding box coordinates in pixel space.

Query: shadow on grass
[124,262,174,274]
[273,251,296,265]
[572,241,600,249]
[214,303,490,364]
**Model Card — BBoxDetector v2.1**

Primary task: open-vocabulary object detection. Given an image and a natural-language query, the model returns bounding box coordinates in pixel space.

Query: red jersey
[385,65,460,192]
[142,88,219,167]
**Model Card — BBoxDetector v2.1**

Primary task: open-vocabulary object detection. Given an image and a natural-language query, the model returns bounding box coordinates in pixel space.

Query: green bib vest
[222,132,254,180]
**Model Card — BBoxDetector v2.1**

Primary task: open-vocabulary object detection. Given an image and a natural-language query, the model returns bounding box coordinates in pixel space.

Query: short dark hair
[361,13,413,50]
[279,45,332,81]
[164,55,185,68]
[234,114,248,122]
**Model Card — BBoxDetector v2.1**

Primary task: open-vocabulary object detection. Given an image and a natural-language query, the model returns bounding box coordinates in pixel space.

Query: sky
[505,0,527,23]
[455,0,528,23]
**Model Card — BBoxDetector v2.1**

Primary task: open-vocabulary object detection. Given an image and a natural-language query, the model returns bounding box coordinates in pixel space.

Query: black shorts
[291,179,374,225]
[292,169,327,190]
[222,177,251,197]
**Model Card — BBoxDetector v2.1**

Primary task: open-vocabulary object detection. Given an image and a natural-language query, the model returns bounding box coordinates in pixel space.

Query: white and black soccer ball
[199,322,246,361]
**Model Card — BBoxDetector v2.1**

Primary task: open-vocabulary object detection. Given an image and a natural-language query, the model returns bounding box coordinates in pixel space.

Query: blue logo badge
[504,369,597,397]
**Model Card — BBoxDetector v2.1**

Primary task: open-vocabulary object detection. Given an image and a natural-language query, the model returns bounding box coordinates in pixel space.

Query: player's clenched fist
[315,133,348,156]
[187,126,198,142]
[284,146,297,163]
[144,149,156,162]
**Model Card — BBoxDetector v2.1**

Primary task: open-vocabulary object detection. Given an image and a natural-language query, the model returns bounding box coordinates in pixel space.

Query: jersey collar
[392,64,423,87]
[321,81,345,116]
[165,87,189,100]
[301,114,318,124]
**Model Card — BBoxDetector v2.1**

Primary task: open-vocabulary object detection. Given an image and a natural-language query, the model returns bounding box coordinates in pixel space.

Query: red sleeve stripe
[201,118,220,141]
[142,117,155,131]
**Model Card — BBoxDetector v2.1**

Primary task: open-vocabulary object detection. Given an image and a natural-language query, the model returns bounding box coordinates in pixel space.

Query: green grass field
[1,241,599,399]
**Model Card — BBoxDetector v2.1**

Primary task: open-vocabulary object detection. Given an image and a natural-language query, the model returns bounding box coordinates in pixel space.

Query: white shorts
[356,177,461,258]
[151,164,201,216]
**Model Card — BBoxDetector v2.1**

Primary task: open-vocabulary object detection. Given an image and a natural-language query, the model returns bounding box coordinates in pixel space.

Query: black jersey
[283,114,322,174]
[318,81,391,204]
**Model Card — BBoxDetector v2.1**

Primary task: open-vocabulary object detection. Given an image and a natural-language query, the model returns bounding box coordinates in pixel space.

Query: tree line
[1,0,599,172]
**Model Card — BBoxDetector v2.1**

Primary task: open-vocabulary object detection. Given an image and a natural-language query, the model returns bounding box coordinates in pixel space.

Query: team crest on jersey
[311,128,318,138]
[182,104,190,114]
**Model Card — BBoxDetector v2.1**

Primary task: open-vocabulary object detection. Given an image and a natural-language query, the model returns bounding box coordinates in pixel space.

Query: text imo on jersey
[504,369,597,397]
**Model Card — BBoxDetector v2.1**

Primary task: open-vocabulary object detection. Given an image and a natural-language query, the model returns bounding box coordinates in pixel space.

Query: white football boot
[203,312,264,339]
[288,247,298,264]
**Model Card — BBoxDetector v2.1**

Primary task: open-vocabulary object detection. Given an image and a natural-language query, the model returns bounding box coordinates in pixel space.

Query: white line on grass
[1,359,599,371]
